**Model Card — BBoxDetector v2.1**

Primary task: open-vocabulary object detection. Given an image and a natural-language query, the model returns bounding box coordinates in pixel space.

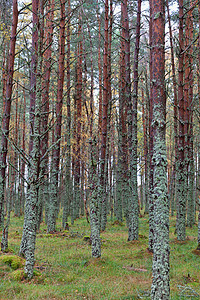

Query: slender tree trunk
[74,20,82,221]
[128,0,141,241]
[87,27,101,256]
[97,1,102,154]
[0,0,18,251]
[176,0,186,241]
[186,4,195,227]
[116,7,125,223]
[14,83,20,217]
[20,0,44,278]
[197,2,200,250]
[150,0,170,297]
[47,0,65,232]
[166,0,178,216]
[63,0,71,228]
[148,0,154,252]
[99,0,109,231]
[141,81,149,213]
[20,88,26,213]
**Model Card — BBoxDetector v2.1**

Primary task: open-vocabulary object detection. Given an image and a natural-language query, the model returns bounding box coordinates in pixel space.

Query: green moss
[9,269,41,281]
[9,269,27,281]
[0,255,25,270]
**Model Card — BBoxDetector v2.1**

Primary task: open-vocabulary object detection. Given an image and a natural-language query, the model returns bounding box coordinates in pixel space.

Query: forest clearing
[0,214,200,299]
[1,0,200,298]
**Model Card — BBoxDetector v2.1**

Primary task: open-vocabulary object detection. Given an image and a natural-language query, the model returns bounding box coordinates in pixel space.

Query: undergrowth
[0,213,200,299]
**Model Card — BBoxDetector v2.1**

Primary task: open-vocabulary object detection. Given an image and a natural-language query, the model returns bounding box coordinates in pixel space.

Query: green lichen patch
[0,255,25,270]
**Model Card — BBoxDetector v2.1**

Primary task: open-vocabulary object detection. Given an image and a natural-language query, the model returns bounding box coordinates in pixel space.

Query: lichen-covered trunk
[20,0,44,279]
[20,88,27,213]
[128,0,141,241]
[116,19,126,223]
[186,4,195,228]
[166,0,178,213]
[0,0,18,231]
[99,0,109,231]
[176,0,186,241]
[150,0,170,297]
[141,82,149,214]
[63,0,71,228]
[20,75,41,277]
[148,0,154,252]
[47,0,65,232]
[40,0,54,229]
[89,140,101,258]
[197,3,200,249]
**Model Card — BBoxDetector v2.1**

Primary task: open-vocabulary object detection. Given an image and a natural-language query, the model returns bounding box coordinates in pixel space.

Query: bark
[99,0,109,231]
[41,0,54,229]
[144,69,150,215]
[176,0,186,241]
[63,0,71,228]
[197,2,200,249]
[14,83,20,217]
[89,40,101,256]
[20,0,44,279]
[20,88,26,213]
[0,0,18,234]
[47,0,65,232]
[128,0,141,241]
[166,0,178,217]
[89,139,101,257]
[97,2,102,150]
[29,0,39,156]
[141,81,148,213]
[116,0,129,225]
[116,7,125,223]
[148,0,154,252]
[186,4,195,227]
[150,0,170,297]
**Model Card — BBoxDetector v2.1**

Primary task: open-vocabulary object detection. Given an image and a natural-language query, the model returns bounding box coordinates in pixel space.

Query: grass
[0,213,200,299]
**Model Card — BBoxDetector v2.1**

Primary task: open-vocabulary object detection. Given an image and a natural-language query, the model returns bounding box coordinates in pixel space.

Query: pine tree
[150,0,170,297]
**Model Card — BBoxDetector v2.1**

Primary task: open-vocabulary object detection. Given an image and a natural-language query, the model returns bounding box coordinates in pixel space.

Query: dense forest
[0,0,200,298]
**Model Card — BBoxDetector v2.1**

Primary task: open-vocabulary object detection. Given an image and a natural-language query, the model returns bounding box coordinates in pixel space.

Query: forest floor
[0,213,200,299]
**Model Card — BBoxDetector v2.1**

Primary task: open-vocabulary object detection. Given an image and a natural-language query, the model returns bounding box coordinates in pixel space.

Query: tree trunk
[20,0,44,279]
[150,0,170,296]
[47,0,65,232]
[128,0,141,241]
[40,0,54,229]
[176,0,186,241]
[0,0,18,249]
[63,0,71,229]
[148,0,154,252]
[99,0,109,231]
